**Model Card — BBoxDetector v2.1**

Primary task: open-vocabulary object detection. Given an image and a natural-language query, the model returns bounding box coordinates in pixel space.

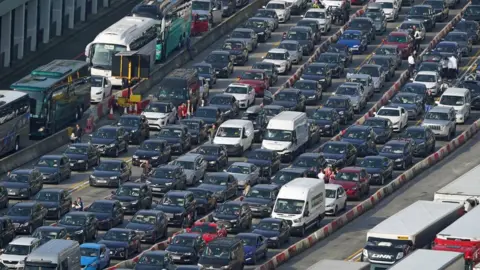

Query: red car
[383,31,413,59]
[330,167,370,200]
[237,69,269,97]
[185,222,227,243]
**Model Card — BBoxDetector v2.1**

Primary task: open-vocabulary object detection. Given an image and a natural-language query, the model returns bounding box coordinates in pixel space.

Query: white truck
[361,201,464,269]
[434,164,480,210]
[389,250,464,270]
[307,260,370,270]
[271,177,325,237]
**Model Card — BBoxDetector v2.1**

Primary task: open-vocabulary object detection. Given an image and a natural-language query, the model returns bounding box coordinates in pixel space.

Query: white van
[0,237,40,269]
[262,111,309,162]
[271,177,325,236]
[24,239,81,270]
[213,119,254,156]
[437,87,471,124]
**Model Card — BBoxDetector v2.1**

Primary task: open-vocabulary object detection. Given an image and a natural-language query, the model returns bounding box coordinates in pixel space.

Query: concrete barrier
[255,6,470,270]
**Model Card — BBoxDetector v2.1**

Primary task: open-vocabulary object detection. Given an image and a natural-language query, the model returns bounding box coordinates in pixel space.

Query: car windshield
[350,21,370,29]
[465,5,480,15]
[298,21,317,29]
[399,22,419,31]
[238,236,257,247]
[131,214,157,225]
[137,254,163,265]
[96,162,120,171]
[324,99,346,108]
[392,95,416,104]
[216,204,240,215]
[116,186,140,197]
[264,107,283,116]
[359,158,383,168]
[190,189,212,199]
[305,11,325,18]
[312,110,332,120]
[253,63,273,72]
[227,164,252,174]
[210,96,234,105]
[410,6,430,15]
[305,65,326,75]
[365,13,382,21]
[272,171,301,185]
[278,43,298,51]
[93,129,116,139]
[363,119,386,128]
[322,144,346,154]
[377,109,400,116]
[294,81,316,90]
[4,244,31,255]
[246,188,274,199]
[181,121,200,131]
[318,55,339,63]
[381,144,404,154]
[81,247,99,257]
[196,108,218,118]
[152,168,175,179]
[36,158,59,167]
[359,66,380,77]
[228,86,251,95]
[347,77,368,86]
[440,95,464,106]
[402,129,425,139]
[34,191,59,202]
[196,146,219,156]
[157,128,183,138]
[162,195,185,207]
[378,2,394,8]
[103,230,129,242]
[172,160,195,170]
[191,223,218,234]
[266,52,288,60]
[195,65,212,74]
[88,202,112,213]
[256,10,276,18]
[59,215,86,226]
[401,85,425,95]
[274,199,304,214]
[265,129,292,141]
[7,206,31,216]
[326,189,336,198]
[368,58,388,67]
[257,221,280,231]
[245,20,266,29]
[65,145,88,155]
[387,34,408,43]
[206,53,230,63]
[266,3,285,9]
[376,47,397,55]
[118,117,140,127]
[287,31,308,40]
[418,63,439,72]
[425,111,449,120]
[232,31,251,38]
[341,32,361,40]
[336,86,359,96]
[292,157,318,168]
[91,76,103,87]
[216,127,242,138]
[415,74,436,82]
[32,229,60,240]
[171,235,196,246]
[143,103,170,113]
[203,246,230,259]
[344,129,367,139]
[444,33,466,42]
[335,172,360,181]
[203,175,228,185]
[248,151,272,160]
[139,141,163,151]
[434,45,456,53]
[455,21,477,32]
[5,173,29,183]
[222,41,243,50]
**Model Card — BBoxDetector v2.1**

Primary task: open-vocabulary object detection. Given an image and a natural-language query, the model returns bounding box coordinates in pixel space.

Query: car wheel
[300,225,306,237]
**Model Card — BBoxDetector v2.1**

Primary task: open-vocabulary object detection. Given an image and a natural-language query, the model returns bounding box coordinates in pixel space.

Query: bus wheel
[14,138,20,152]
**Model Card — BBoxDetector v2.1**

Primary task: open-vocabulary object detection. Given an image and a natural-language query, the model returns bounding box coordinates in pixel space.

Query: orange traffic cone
[108,107,115,120]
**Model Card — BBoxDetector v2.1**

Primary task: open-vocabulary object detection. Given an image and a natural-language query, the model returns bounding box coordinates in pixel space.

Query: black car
[292,79,323,105]
[181,118,208,144]
[246,149,281,177]
[132,139,171,167]
[415,61,442,77]
[98,228,141,259]
[407,5,436,31]
[166,233,206,264]
[221,39,249,66]
[153,190,197,227]
[457,79,480,109]
[316,52,344,78]
[464,5,480,22]
[357,156,394,185]
[252,218,290,248]
[320,141,358,169]
[111,182,153,214]
[89,125,129,157]
[125,210,168,243]
[283,26,314,55]
[0,217,15,248]
[397,126,436,157]
[308,108,341,136]
[378,140,414,169]
[301,63,333,89]
[362,117,393,144]
[193,63,217,85]
[340,125,378,157]
[213,201,252,233]
[154,125,192,155]
[271,167,308,186]
[34,155,71,184]
[143,165,187,196]
[63,143,100,171]
[453,20,480,44]
[242,106,268,143]
[187,187,217,214]
[7,202,47,234]
[296,19,322,43]
[1,169,43,199]
[254,9,279,30]
[327,43,352,65]
[89,159,132,187]
[117,114,150,144]
[443,31,472,56]
[204,50,234,78]
[137,250,177,269]
[272,89,306,112]
[199,238,244,270]
[193,106,225,127]
[208,94,239,119]
[84,200,124,230]
[425,0,448,21]
[291,153,328,178]
[400,83,428,104]
[348,18,375,41]
[198,172,237,202]
[57,211,98,243]
[32,225,69,245]
[263,105,285,122]
[243,18,272,42]
[243,184,279,217]
[252,62,279,86]
[368,55,395,80]
[323,96,354,124]
[33,188,71,220]
[191,144,229,172]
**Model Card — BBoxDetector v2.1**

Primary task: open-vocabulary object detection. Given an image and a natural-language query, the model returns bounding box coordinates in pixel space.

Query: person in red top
[178,103,188,120]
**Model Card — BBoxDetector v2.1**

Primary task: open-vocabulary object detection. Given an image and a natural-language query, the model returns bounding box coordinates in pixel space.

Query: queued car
[221,39,249,66]
[89,126,129,157]
[166,233,206,264]
[337,30,368,54]
[33,188,71,220]
[57,211,98,244]
[374,44,402,68]
[193,62,217,85]
[111,182,153,214]
[254,9,279,30]
[330,167,370,200]
[334,82,367,112]
[89,159,131,187]
[308,108,341,136]
[84,200,124,230]
[432,42,462,64]
[262,48,293,74]
[246,149,281,178]
[271,167,308,186]
[34,155,71,184]
[425,0,449,21]
[180,118,208,144]
[213,201,253,233]
[191,144,229,172]
[125,210,168,243]
[116,114,150,144]
[357,64,386,91]
[204,50,234,78]
[224,83,256,109]
[0,217,15,248]
[80,243,111,270]
[1,169,42,199]
[32,226,69,245]
[198,172,237,202]
[302,62,332,89]
[367,55,395,81]
[397,126,436,157]
[357,156,394,185]
[135,250,176,269]
[340,126,378,157]
[0,237,40,269]
[278,40,303,64]
[154,125,192,155]
[230,28,258,52]
[7,202,47,234]
[323,96,354,124]
[186,222,228,243]
[415,61,442,77]
[327,43,352,65]
[443,31,472,56]
[296,18,322,43]
[400,83,428,104]
[63,143,100,171]
[132,139,171,167]
[348,17,375,41]
[303,8,332,33]
[143,165,187,196]
[378,139,414,169]
[421,106,457,140]
[242,184,280,218]
[290,153,327,178]
[208,94,240,119]
[345,73,375,99]
[320,141,358,169]
[315,52,345,78]
[98,228,141,259]
[237,70,270,97]
[252,62,279,86]
[389,92,424,119]
[374,105,409,132]
[283,26,315,55]
[235,233,268,265]
[453,20,480,44]
[325,183,348,216]
[271,89,307,112]
[141,101,177,130]
[225,162,262,189]
[252,218,290,248]
[154,190,197,227]
[361,117,393,144]
[263,105,285,121]
[383,31,413,59]
[188,187,217,214]
[170,154,206,186]
[243,18,272,42]
[193,106,225,128]
[242,105,269,143]
[292,79,323,104]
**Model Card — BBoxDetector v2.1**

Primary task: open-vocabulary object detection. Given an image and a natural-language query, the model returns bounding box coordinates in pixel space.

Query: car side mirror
[303,210,309,217]
[435,100,440,105]
[242,134,248,139]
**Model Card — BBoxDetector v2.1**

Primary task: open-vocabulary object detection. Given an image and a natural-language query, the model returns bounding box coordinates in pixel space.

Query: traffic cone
[108,107,115,120]
[124,106,128,115]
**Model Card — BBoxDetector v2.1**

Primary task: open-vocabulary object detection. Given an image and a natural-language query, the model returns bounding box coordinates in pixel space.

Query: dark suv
[154,191,197,227]
[116,114,150,144]
[154,125,192,155]
[7,202,47,234]
[33,188,72,220]
[158,68,201,109]
[89,125,129,157]
[199,238,245,270]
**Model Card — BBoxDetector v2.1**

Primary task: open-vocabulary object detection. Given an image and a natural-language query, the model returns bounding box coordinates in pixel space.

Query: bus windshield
[91,43,127,69]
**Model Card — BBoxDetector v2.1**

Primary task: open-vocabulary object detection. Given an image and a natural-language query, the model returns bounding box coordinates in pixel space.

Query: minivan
[437,87,471,124]
[213,120,254,156]
[157,68,201,109]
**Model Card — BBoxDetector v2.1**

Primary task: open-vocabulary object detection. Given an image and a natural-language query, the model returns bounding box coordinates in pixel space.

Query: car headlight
[49,208,57,211]
[110,176,118,180]
[133,155,138,159]
[146,180,151,184]
[151,156,159,160]
[324,125,331,128]
[75,230,84,234]
[184,252,192,256]
[109,143,116,148]
[395,158,402,162]
[78,160,85,163]
[234,144,241,148]
[373,174,380,176]
[165,182,173,186]
[131,201,138,205]
[319,78,326,82]
[90,175,95,179]
[363,249,368,257]
[270,237,278,240]
[21,222,29,227]
[258,32,265,35]
[230,219,237,223]
[353,45,359,48]
[396,252,404,260]
[339,111,344,115]
[209,160,216,164]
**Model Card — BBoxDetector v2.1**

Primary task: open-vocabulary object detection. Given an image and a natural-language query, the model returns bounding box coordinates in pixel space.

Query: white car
[262,48,293,74]
[376,0,399,21]
[224,83,256,108]
[374,105,408,132]
[278,40,303,64]
[302,8,332,33]
[0,237,40,269]
[90,75,112,103]
[321,0,343,9]
[265,1,291,23]
[411,71,442,96]
[325,183,347,216]
[141,101,177,130]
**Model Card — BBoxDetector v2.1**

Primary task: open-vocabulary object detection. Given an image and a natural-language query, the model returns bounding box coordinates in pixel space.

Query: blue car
[80,243,111,270]
[400,83,428,105]
[389,92,424,119]
[252,218,290,248]
[378,140,414,170]
[432,41,461,64]
[337,30,368,54]
[235,233,268,265]
[193,62,217,85]
[340,125,378,157]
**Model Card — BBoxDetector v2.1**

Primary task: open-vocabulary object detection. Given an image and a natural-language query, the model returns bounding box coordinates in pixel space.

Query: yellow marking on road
[345,248,363,261]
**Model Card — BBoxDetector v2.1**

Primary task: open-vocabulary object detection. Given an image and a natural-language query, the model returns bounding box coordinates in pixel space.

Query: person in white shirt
[408,52,415,74]
[318,169,325,182]
[441,56,448,78]
[413,27,422,51]
[448,56,457,79]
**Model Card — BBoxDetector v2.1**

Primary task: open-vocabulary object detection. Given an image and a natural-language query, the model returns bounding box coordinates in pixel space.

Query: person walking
[425,89,435,113]
[447,55,457,79]
[408,52,416,75]
[185,35,193,60]
[324,166,332,182]
[413,26,422,51]
[140,160,151,178]
[317,169,325,182]
[441,56,449,79]
[208,124,217,143]
[178,103,188,121]
[71,124,83,143]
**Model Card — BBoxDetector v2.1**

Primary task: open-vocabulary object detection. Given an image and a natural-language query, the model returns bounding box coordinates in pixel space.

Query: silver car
[230,28,258,52]
[170,154,207,185]
[334,82,368,112]
[421,106,457,140]
[278,40,303,64]
[225,162,261,189]
[357,64,386,92]
[346,73,374,99]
